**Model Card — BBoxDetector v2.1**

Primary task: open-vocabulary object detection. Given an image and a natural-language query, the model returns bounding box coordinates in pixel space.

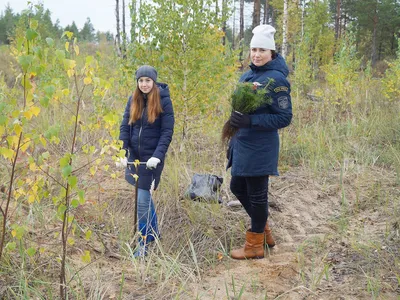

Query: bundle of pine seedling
[222,81,272,144]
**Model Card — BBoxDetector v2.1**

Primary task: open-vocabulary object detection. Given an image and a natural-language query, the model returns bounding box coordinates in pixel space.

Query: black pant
[230,175,269,233]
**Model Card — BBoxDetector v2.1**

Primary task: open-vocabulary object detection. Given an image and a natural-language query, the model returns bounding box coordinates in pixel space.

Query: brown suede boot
[264,222,276,248]
[231,231,265,260]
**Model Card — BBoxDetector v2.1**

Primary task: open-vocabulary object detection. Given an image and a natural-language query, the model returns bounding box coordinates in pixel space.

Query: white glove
[115,157,128,168]
[146,157,160,169]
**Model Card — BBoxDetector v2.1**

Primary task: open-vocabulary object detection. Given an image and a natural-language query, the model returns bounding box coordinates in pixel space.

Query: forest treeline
[0,3,114,44]
[2,0,400,66]
[231,0,400,65]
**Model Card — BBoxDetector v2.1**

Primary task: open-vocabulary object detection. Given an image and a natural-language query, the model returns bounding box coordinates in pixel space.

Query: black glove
[230,111,251,128]
[226,145,231,160]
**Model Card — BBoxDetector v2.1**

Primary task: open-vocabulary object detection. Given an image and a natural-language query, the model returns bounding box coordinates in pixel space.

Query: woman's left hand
[146,157,161,169]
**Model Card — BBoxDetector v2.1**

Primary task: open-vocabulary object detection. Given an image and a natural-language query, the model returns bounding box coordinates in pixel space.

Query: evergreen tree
[53,19,63,38]
[329,0,400,62]
[33,4,60,40]
[80,17,95,42]
[96,30,114,43]
[0,5,18,44]
[64,21,79,39]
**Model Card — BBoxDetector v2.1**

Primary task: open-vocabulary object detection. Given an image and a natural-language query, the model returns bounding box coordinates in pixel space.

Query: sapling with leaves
[221,80,273,144]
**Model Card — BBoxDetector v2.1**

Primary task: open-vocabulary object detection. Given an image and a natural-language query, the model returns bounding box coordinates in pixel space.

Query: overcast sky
[0,0,254,36]
[0,0,129,34]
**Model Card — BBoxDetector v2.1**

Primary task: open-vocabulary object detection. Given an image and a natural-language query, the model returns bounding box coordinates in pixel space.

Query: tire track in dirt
[190,169,342,299]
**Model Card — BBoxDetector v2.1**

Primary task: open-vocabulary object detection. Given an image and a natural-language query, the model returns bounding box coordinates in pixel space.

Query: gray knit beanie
[135,65,158,82]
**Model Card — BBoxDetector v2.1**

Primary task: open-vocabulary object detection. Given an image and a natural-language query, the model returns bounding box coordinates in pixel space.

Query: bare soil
[188,167,400,299]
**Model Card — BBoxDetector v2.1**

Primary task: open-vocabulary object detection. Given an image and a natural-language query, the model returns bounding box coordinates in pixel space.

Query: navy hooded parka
[119,83,174,190]
[227,54,292,176]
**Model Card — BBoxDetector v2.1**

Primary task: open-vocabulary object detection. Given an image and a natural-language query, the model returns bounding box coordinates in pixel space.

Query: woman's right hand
[230,111,251,128]
[115,157,128,168]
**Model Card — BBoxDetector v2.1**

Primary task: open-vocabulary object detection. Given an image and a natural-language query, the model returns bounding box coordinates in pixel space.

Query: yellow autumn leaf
[67,237,75,245]
[11,230,16,237]
[81,250,91,263]
[39,136,47,147]
[85,230,92,240]
[74,44,80,55]
[0,147,14,160]
[67,69,74,78]
[13,191,21,200]
[20,140,30,152]
[7,135,19,148]
[28,194,35,203]
[14,124,22,135]
[29,161,36,171]
[23,110,33,120]
[30,106,40,116]
[65,31,73,39]
[65,41,69,52]
[26,92,33,104]
[90,166,96,176]
[64,59,76,69]
[133,159,140,168]
[84,77,92,85]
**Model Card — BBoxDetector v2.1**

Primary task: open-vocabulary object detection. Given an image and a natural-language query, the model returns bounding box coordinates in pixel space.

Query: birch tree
[115,0,121,56]
[263,0,270,24]
[282,0,288,58]
[129,0,236,144]
[122,0,127,56]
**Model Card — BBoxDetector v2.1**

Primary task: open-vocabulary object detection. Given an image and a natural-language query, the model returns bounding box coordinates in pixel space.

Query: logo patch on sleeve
[277,96,289,109]
[274,86,289,93]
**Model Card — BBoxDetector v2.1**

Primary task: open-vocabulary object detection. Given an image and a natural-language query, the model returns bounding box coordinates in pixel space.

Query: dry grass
[1,42,400,299]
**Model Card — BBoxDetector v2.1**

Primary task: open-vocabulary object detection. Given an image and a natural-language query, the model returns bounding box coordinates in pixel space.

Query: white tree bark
[282,0,288,58]
[122,0,126,56]
[115,0,121,57]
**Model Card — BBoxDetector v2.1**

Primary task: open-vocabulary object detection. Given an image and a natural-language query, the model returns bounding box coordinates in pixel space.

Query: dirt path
[66,166,398,299]
[188,171,337,299]
[189,169,399,299]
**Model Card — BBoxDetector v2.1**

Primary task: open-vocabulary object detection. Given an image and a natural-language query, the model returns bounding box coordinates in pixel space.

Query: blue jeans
[230,176,269,233]
[137,188,159,243]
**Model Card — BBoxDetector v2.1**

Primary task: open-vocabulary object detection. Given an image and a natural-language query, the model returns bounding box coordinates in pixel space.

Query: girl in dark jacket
[227,25,292,259]
[119,65,174,257]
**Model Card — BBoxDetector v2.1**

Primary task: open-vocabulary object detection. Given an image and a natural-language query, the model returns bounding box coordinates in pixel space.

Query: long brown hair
[128,85,163,124]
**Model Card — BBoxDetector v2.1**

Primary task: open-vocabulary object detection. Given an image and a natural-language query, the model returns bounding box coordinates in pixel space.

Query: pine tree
[80,18,95,42]
[64,21,79,39]
[0,5,18,44]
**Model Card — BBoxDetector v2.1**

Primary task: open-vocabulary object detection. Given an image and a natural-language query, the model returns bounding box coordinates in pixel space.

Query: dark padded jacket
[227,54,292,176]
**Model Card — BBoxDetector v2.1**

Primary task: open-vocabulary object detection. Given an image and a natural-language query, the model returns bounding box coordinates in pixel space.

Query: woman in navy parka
[119,65,174,257]
[227,25,292,259]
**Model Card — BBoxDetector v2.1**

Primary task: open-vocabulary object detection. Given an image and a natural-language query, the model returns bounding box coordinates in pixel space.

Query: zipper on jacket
[138,108,145,160]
